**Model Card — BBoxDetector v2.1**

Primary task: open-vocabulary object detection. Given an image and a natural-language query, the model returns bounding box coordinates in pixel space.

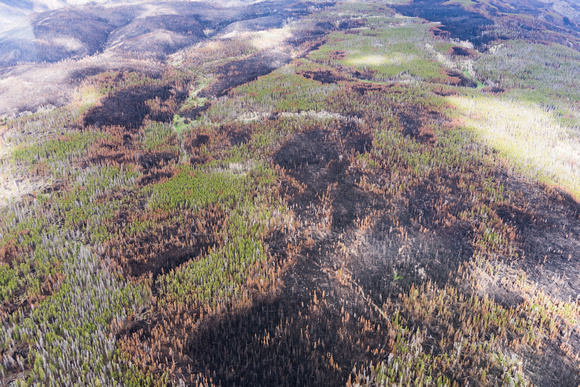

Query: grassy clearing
[475,40,580,105]
[442,0,477,6]
[309,24,446,82]
[448,95,580,199]
[205,64,340,122]
[233,65,339,112]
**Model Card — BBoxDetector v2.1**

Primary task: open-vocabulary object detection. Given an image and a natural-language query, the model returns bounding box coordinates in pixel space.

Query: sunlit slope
[450,95,580,199]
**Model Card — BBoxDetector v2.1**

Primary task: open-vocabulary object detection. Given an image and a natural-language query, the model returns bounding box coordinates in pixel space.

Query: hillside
[0,0,580,386]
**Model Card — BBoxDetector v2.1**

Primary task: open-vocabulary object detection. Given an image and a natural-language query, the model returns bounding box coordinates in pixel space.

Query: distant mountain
[518,0,580,22]
[0,0,139,12]
[0,0,296,66]
[0,0,135,34]
[0,0,265,35]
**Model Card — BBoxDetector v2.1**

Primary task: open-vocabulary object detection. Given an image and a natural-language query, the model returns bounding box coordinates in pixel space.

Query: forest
[0,0,579,385]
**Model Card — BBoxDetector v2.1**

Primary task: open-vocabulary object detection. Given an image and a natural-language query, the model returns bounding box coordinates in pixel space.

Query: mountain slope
[0,0,579,386]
